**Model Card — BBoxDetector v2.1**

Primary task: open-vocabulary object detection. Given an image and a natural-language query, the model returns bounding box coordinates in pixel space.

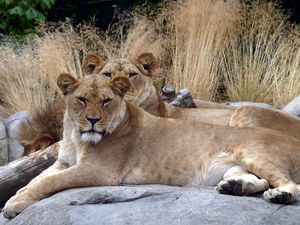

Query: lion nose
[86,117,101,126]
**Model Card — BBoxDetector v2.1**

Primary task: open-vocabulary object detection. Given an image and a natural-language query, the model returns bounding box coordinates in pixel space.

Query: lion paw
[216,179,245,196]
[263,189,293,204]
[3,193,37,219]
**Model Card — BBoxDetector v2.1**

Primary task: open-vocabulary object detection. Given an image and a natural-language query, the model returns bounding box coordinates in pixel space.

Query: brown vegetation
[0,0,299,116]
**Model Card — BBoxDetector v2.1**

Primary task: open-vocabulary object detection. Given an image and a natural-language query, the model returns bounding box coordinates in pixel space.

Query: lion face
[57,74,131,144]
[82,53,158,105]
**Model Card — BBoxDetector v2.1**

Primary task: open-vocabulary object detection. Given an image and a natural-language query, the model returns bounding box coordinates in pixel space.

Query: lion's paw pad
[216,179,244,196]
[263,189,292,204]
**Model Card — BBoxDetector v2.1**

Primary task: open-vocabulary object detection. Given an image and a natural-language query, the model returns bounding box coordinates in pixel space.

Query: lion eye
[103,98,112,106]
[103,72,112,79]
[129,72,138,79]
[77,97,86,105]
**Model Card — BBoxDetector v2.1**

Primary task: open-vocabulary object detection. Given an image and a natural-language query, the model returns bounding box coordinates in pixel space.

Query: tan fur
[20,53,300,153]
[4,75,300,218]
[230,106,300,141]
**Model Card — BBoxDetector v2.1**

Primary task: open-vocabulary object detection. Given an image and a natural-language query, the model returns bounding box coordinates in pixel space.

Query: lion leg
[216,165,269,196]
[234,148,299,204]
[16,159,69,195]
[3,164,117,219]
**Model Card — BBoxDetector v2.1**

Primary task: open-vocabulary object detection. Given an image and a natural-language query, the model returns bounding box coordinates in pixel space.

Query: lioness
[4,74,300,219]
[19,53,300,153]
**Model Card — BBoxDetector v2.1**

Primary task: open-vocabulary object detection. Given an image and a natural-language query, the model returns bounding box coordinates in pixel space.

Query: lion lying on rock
[20,53,300,154]
[4,74,300,219]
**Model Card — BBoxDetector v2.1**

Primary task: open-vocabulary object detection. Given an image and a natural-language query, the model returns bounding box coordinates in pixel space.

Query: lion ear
[135,53,158,76]
[82,54,105,75]
[57,73,79,95]
[111,77,131,97]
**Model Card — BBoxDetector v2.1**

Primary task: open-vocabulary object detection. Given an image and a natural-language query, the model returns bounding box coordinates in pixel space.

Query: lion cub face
[82,53,158,102]
[57,74,131,144]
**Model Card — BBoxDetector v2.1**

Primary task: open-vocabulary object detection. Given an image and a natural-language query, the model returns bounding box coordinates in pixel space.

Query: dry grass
[0,18,165,116]
[162,0,241,101]
[222,1,300,107]
[272,33,300,107]
[0,0,299,116]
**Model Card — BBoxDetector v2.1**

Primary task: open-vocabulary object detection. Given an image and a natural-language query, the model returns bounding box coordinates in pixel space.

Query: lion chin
[80,131,103,144]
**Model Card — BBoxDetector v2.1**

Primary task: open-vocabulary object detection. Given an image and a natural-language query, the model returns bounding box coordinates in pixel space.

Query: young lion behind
[4,74,300,219]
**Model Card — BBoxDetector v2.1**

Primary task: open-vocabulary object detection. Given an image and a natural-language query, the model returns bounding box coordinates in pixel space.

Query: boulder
[282,96,300,117]
[1,185,300,225]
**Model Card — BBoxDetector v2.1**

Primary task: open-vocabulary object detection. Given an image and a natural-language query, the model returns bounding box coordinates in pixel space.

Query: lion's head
[81,53,158,106]
[57,73,131,145]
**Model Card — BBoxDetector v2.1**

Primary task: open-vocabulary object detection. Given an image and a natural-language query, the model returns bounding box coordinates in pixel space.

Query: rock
[0,121,8,166]
[6,140,24,163]
[1,185,300,225]
[161,85,196,108]
[0,110,32,165]
[161,85,176,103]
[169,88,197,108]
[282,96,300,117]
[3,111,32,127]
[223,102,274,109]
[4,111,32,140]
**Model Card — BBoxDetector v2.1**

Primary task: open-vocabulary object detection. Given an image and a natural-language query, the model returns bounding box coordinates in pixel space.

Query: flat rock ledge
[1,185,300,225]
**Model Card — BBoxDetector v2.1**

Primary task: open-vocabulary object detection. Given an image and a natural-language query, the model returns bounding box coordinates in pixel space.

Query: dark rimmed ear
[82,54,105,75]
[111,77,131,97]
[57,73,79,95]
[135,53,158,76]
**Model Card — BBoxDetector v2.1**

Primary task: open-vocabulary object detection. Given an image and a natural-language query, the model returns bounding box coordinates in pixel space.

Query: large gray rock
[1,185,300,225]
[282,96,300,117]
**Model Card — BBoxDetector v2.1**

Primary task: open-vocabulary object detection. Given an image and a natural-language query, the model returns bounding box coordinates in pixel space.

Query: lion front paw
[3,193,37,219]
[216,179,245,196]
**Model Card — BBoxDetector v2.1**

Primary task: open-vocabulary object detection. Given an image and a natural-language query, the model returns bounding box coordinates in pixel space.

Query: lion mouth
[81,129,104,135]
[80,129,105,144]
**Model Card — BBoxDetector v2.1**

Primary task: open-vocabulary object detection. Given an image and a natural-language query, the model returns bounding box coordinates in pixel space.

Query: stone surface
[223,102,274,109]
[0,121,8,166]
[169,88,197,108]
[1,185,300,225]
[3,111,31,128]
[282,96,300,117]
[161,85,196,108]
[0,139,8,166]
[161,85,176,103]
[4,111,31,140]
[7,140,24,164]
[0,111,29,165]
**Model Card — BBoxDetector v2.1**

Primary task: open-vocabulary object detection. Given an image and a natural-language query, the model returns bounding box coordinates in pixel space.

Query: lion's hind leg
[234,147,299,204]
[216,165,269,196]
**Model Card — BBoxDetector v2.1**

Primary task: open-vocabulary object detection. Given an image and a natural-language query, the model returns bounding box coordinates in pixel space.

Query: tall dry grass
[272,33,300,107]
[1,0,299,116]
[0,18,165,116]
[222,1,300,107]
[163,0,241,101]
